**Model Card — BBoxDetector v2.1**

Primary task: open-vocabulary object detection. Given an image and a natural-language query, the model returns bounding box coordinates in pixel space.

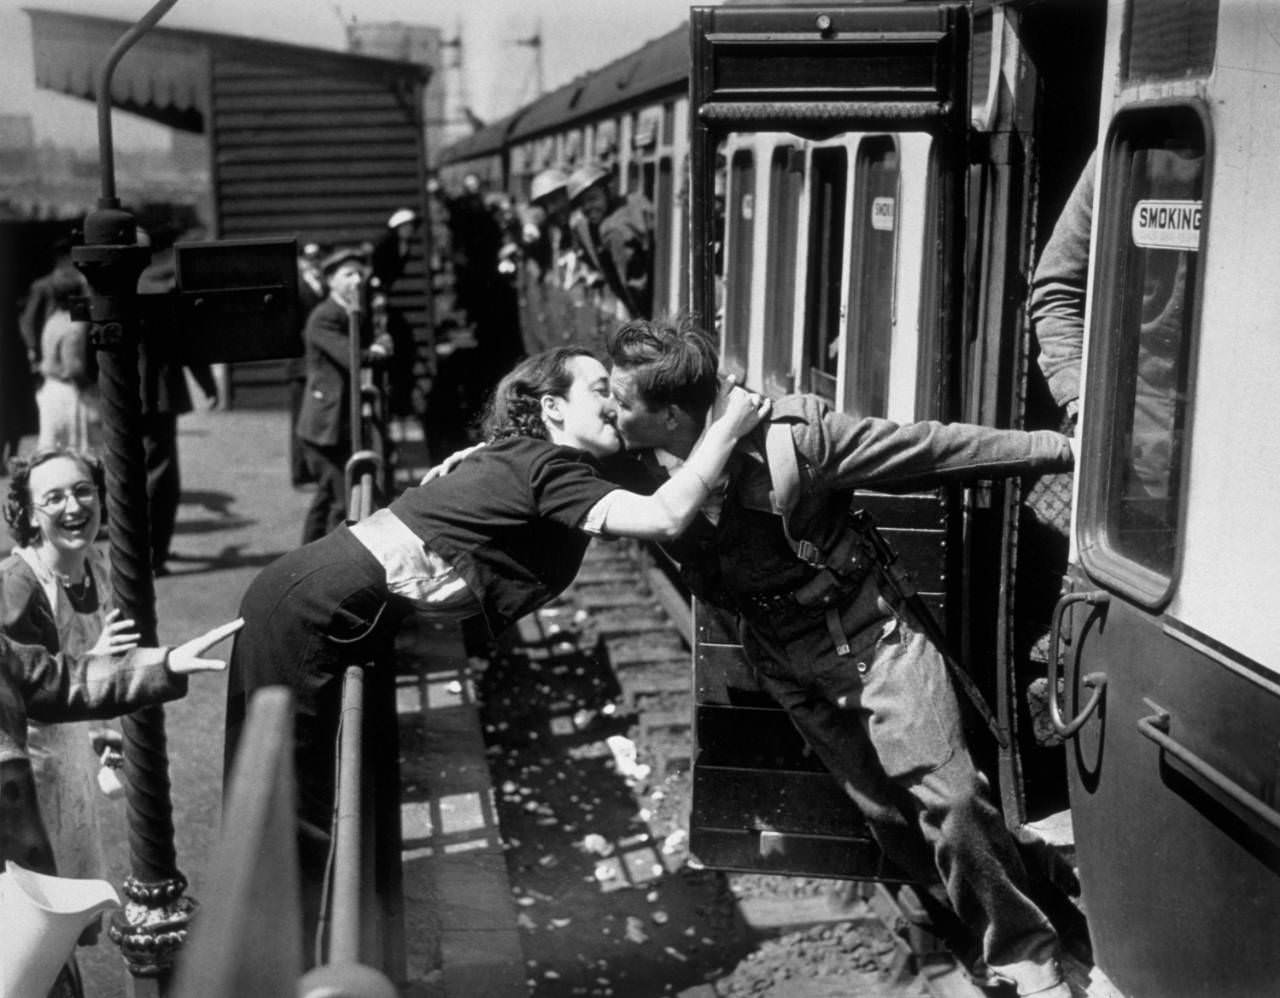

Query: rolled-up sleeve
[1029,152,1095,410]
[784,397,1073,494]
[12,639,187,727]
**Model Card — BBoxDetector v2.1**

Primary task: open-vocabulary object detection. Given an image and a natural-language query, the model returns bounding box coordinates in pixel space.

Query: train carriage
[435,2,1280,994]
[438,25,691,353]
[1062,2,1280,993]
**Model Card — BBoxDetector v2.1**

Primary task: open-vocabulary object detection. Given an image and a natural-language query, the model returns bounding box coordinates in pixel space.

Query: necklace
[45,561,91,595]
[59,570,92,596]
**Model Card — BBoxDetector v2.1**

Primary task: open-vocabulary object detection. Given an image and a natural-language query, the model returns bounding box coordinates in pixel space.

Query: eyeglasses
[33,482,99,512]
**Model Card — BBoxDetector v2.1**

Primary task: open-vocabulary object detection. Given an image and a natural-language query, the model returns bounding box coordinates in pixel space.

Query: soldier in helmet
[566,162,656,319]
[521,167,571,279]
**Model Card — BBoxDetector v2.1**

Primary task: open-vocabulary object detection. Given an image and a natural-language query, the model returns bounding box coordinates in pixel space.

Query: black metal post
[72,1,192,993]
[348,304,364,455]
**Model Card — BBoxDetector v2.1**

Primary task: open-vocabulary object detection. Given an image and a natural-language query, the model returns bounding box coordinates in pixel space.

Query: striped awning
[28,8,209,132]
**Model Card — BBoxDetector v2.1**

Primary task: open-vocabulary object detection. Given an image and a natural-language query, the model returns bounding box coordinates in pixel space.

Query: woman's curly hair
[4,447,106,547]
[480,347,599,443]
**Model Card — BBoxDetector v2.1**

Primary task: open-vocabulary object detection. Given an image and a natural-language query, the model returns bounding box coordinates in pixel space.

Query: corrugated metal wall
[209,47,429,401]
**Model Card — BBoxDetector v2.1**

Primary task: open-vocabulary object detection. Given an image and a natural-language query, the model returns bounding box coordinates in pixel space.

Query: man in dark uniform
[604,319,1075,998]
[296,246,392,544]
[289,243,327,487]
[370,209,420,420]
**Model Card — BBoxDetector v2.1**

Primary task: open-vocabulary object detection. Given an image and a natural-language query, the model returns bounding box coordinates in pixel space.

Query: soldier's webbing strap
[764,421,860,656]
[764,421,822,565]
[850,509,1009,749]
[763,421,1007,748]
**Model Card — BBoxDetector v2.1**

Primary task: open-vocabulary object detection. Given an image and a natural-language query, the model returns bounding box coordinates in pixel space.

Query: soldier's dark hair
[605,315,719,419]
[481,347,600,442]
[4,447,106,546]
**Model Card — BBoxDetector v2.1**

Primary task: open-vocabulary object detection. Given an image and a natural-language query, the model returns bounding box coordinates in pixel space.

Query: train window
[654,156,674,316]
[843,136,899,418]
[643,161,657,204]
[722,148,756,378]
[802,146,848,405]
[763,145,803,398]
[1124,0,1218,82]
[969,5,994,124]
[1081,107,1206,604]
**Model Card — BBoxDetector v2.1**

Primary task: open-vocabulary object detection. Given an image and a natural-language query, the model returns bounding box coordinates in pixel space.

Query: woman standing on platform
[1,445,239,998]
[34,273,99,453]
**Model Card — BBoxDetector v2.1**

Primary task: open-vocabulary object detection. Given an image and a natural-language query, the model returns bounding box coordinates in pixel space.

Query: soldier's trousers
[742,611,1063,996]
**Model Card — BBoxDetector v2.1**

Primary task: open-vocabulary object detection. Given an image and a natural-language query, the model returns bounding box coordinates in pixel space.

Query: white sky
[0,0,709,149]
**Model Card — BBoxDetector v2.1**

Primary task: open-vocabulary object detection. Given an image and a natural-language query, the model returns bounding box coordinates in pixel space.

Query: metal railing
[180,351,403,996]
[172,689,304,996]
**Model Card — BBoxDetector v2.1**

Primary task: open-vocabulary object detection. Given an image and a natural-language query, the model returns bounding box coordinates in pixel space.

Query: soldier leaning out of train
[598,317,1076,998]
[521,167,572,283]
[565,162,656,320]
[223,346,770,959]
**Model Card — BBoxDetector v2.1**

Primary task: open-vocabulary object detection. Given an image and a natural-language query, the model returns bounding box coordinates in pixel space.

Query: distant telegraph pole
[509,19,545,109]
[511,20,545,105]
[440,21,475,142]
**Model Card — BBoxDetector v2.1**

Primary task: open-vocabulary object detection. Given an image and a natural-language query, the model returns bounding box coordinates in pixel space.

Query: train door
[687,2,970,878]
[1058,3,1280,993]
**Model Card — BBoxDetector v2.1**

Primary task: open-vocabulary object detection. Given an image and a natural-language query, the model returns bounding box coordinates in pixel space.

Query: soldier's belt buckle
[744,590,797,615]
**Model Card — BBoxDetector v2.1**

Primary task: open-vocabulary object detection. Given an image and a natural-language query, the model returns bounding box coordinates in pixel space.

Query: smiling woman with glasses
[1,446,140,989]
[31,481,99,514]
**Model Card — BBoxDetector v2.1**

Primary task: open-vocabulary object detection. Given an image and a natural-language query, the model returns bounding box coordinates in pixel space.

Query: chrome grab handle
[1047,590,1110,738]
[1137,699,1280,836]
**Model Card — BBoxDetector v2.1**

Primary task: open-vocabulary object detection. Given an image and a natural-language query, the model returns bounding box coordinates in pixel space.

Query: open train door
[687,3,972,878]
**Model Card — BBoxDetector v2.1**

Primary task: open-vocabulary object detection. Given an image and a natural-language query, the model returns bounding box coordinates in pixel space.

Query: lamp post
[72,2,192,993]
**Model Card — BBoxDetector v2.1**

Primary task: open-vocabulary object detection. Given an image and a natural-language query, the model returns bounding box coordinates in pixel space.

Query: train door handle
[1047,590,1110,738]
[1137,700,1280,837]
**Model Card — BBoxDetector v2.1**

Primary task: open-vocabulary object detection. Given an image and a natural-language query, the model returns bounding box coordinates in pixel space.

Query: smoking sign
[1131,199,1202,251]
[871,196,895,231]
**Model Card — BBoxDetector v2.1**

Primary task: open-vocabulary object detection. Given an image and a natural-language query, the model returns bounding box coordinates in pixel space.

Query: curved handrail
[1047,590,1110,738]
[344,449,384,522]
[1138,701,1280,836]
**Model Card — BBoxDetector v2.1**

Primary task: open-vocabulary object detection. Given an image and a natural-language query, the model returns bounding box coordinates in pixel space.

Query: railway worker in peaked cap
[603,316,1077,998]
[566,161,656,320]
[295,246,393,545]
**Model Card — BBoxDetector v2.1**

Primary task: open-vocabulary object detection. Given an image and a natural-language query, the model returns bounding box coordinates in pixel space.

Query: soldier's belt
[738,561,873,618]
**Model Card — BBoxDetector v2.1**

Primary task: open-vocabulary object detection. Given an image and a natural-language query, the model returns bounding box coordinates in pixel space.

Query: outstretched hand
[168,618,245,675]
[419,442,486,485]
[89,608,141,657]
[710,374,772,439]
